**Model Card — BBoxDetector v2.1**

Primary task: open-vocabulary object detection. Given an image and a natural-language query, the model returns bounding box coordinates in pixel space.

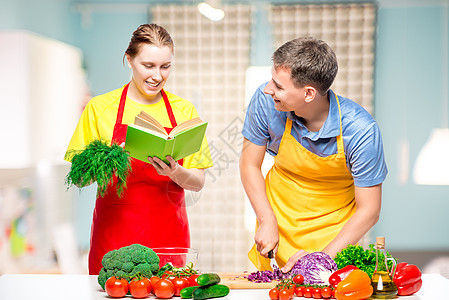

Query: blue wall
[1,0,448,251]
[374,2,449,250]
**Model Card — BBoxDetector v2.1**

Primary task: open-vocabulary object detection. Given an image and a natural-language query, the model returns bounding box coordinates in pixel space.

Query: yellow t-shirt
[65,86,213,169]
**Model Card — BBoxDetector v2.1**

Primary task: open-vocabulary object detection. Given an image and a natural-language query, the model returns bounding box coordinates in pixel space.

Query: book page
[134,117,167,136]
[135,111,166,133]
[128,123,169,140]
[169,117,203,137]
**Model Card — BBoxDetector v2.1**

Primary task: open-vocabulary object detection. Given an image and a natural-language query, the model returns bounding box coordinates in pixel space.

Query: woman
[65,24,213,275]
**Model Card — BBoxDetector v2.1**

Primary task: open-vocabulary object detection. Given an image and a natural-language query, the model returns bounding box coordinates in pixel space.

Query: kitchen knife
[268,249,280,270]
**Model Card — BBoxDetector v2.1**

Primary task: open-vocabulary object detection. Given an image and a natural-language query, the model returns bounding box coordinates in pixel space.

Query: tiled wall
[152,4,253,272]
[153,2,376,272]
[270,3,376,113]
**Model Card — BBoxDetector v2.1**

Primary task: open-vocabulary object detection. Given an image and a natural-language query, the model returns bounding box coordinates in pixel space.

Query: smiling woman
[64,23,213,275]
[124,25,174,105]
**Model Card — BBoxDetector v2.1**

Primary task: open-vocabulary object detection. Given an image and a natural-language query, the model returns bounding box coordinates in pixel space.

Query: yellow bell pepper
[335,269,373,300]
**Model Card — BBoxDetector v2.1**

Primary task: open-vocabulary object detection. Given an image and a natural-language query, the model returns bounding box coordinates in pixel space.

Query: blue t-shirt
[242,83,388,187]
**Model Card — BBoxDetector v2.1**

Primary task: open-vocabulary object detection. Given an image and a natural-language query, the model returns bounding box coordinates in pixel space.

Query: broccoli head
[97,244,160,290]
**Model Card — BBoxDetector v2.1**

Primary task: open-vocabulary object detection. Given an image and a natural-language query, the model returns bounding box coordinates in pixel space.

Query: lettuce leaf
[334,244,395,277]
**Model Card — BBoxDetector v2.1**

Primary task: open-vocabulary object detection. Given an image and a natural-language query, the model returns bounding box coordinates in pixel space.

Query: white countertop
[0,273,448,300]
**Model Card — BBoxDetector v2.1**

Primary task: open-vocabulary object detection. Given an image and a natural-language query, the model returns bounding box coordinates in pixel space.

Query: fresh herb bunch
[333,244,395,278]
[65,139,132,197]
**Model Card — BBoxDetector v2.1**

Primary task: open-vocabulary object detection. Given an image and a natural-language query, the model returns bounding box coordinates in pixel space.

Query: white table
[0,274,447,299]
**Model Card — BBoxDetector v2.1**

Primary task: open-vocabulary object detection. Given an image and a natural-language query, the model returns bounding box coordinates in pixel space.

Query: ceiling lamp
[198,2,225,21]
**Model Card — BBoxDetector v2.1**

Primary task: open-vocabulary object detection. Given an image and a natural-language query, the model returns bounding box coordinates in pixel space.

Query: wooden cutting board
[216,272,278,289]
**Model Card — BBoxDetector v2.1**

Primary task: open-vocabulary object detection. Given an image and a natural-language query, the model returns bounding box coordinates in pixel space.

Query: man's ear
[304,86,317,103]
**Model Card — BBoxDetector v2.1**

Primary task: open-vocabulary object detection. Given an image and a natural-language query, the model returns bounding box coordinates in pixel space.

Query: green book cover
[124,122,208,164]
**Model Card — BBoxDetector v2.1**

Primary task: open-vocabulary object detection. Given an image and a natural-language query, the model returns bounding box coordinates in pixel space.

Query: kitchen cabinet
[0,31,86,275]
[0,31,86,168]
[0,273,447,299]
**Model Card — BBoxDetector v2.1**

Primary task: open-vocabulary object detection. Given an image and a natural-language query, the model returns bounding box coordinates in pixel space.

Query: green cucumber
[193,284,230,300]
[180,286,198,299]
[196,273,221,286]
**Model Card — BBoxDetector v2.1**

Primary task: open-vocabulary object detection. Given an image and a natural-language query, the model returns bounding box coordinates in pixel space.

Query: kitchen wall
[374,1,449,272]
[1,0,448,273]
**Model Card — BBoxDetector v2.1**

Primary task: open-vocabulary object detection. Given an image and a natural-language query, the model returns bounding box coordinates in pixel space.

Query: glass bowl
[152,247,199,269]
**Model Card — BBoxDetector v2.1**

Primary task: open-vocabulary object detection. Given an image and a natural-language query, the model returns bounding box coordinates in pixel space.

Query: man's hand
[281,249,309,273]
[255,219,279,258]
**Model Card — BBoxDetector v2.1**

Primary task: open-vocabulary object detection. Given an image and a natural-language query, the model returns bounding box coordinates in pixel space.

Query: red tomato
[188,274,200,287]
[269,287,279,300]
[295,286,304,297]
[150,276,160,285]
[105,276,129,298]
[303,286,314,298]
[149,276,160,294]
[129,277,152,299]
[278,289,291,300]
[312,287,322,299]
[321,286,332,299]
[153,278,175,299]
[171,277,190,296]
[292,274,304,285]
[289,287,295,299]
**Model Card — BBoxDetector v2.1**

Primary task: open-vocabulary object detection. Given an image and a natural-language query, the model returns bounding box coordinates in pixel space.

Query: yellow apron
[248,94,356,270]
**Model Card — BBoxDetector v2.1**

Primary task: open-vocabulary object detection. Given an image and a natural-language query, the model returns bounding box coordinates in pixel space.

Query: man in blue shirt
[240,37,387,272]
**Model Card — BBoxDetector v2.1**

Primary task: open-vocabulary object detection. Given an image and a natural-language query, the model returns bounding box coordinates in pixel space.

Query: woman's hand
[148,156,179,177]
[148,156,205,192]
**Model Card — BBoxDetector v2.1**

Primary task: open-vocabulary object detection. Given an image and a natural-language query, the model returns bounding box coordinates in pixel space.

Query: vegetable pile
[65,139,131,197]
[98,244,228,299]
[248,246,423,300]
[99,243,423,299]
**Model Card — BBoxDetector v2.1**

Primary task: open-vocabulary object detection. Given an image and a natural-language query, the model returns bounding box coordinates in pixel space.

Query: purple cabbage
[291,252,337,285]
[245,265,290,282]
[246,252,337,285]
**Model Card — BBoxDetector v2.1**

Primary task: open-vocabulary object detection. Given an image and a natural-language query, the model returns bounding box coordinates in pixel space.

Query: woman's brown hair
[124,24,174,61]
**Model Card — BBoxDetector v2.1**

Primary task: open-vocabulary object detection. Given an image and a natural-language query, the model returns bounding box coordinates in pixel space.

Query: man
[240,37,387,272]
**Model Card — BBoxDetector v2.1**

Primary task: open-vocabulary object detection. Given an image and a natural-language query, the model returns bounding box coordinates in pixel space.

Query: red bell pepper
[393,262,422,296]
[329,265,359,288]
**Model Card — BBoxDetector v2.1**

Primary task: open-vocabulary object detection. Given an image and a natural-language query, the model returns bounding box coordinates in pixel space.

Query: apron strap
[284,91,345,155]
[161,89,177,128]
[332,91,345,154]
[112,84,177,142]
[114,83,129,130]
[112,83,130,143]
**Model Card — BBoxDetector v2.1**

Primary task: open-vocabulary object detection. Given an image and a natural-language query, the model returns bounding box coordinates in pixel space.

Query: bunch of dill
[65,140,132,197]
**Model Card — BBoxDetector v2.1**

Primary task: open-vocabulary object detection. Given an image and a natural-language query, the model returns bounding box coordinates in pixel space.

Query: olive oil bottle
[371,237,398,299]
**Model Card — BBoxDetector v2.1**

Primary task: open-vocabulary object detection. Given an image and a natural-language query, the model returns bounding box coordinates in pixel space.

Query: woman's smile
[145,80,161,89]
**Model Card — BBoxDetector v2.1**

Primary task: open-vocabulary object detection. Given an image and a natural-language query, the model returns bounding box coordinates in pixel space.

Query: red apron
[88,83,190,275]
